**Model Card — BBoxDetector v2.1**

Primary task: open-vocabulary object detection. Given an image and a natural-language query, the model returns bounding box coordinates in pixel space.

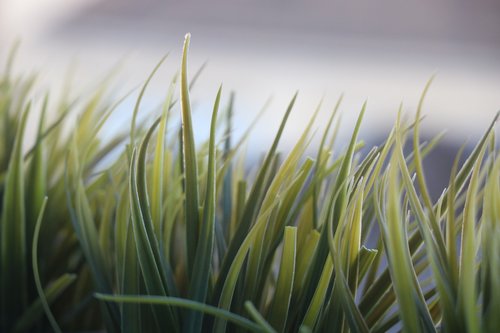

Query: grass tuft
[0,36,499,332]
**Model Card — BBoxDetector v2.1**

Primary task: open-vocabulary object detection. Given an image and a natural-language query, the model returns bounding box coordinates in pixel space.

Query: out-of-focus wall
[1,0,500,157]
[0,0,96,42]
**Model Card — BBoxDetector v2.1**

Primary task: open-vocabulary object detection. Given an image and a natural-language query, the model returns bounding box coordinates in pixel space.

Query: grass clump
[1,34,499,332]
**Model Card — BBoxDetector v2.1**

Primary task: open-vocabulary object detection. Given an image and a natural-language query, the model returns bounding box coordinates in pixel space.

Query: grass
[0,34,499,332]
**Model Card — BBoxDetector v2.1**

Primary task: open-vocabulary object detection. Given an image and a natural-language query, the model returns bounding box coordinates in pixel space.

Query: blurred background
[1,0,500,195]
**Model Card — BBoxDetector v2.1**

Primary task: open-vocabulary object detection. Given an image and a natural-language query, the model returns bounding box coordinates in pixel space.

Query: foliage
[0,35,499,332]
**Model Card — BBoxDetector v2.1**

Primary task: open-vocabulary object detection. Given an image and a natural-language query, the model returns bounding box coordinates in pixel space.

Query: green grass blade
[186,86,222,332]
[129,143,179,331]
[180,33,201,277]
[301,254,333,329]
[380,158,422,333]
[214,93,297,304]
[26,94,48,241]
[31,197,63,333]
[115,184,142,333]
[245,301,277,333]
[481,156,500,331]
[96,294,263,332]
[13,274,76,333]
[151,75,177,235]
[1,105,29,330]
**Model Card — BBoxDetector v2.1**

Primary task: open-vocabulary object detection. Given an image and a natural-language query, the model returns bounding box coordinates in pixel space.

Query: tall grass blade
[180,34,201,277]
[186,86,222,332]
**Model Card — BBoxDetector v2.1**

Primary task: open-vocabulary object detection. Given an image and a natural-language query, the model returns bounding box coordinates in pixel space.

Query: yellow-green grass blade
[293,230,320,298]
[301,254,333,330]
[244,159,313,310]
[186,86,221,332]
[358,118,456,322]
[260,98,319,238]
[214,93,297,304]
[267,226,297,332]
[214,202,277,332]
[412,77,436,212]
[326,228,370,333]
[458,136,488,333]
[321,180,354,332]
[358,115,498,327]
[378,158,422,333]
[445,145,464,295]
[151,75,176,236]
[0,105,29,330]
[313,94,343,227]
[394,116,455,327]
[332,101,367,223]
[273,159,315,240]
[246,103,317,305]
[221,91,235,243]
[411,78,448,258]
[344,179,365,294]
[299,102,365,323]
[481,156,500,331]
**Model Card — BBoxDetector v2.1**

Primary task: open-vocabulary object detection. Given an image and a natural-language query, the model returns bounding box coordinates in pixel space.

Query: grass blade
[267,226,297,332]
[186,86,222,332]
[180,33,201,276]
[96,294,263,332]
[1,105,29,330]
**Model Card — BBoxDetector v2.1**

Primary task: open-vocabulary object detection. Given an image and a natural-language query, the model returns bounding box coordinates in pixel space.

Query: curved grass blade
[31,197,64,333]
[245,301,277,333]
[13,273,76,333]
[130,122,180,330]
[96,294,263,332]
[379,158,422,333]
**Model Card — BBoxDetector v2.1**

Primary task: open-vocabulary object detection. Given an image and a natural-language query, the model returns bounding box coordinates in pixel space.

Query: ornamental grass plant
[0,35,499,332]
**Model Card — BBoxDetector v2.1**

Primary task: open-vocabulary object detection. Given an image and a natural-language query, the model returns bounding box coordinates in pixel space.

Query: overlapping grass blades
[1,36,499,332]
